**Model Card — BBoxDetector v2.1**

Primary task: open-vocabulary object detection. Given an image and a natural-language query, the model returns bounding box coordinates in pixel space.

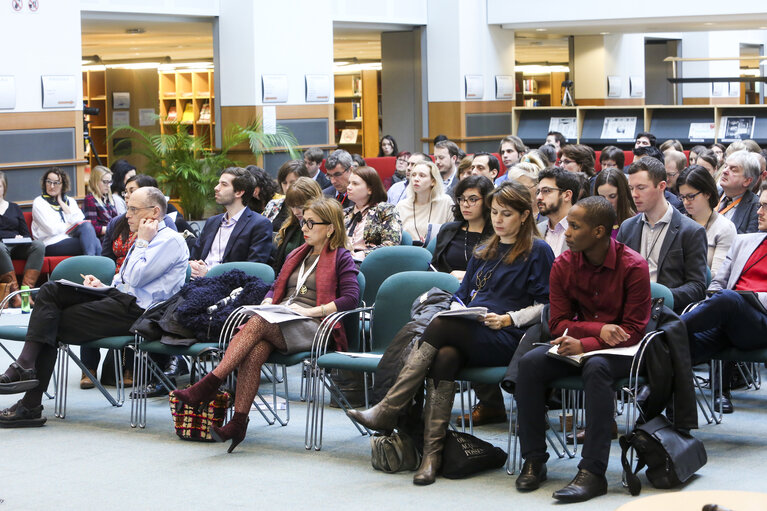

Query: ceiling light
[516,64,570,75]
[704,22,714,26]
[535,28,547,32]
[600,32,610,35]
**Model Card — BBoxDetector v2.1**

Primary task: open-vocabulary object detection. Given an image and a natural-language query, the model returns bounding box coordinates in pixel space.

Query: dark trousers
[682,290,767,364]
[516,346,632,476]
[24,281,144,398]
[473,383,505,409]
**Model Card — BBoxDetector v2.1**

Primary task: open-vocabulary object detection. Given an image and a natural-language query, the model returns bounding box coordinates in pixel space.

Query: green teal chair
[400,231,413,246]
[306,271,459,450]
[206,261,275,282]
[359,245,433,307]
[425,236,437,255]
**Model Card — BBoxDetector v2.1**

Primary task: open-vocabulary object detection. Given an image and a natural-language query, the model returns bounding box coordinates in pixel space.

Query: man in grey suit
[718,150,761,234]
[617,157,707,313]
[682,182,767,413]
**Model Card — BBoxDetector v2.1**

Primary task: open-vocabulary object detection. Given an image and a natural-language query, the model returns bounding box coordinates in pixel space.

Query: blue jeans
[45,222,101,256]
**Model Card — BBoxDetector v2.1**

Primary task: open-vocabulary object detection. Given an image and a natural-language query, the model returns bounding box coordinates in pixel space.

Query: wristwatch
[135,239,149,249]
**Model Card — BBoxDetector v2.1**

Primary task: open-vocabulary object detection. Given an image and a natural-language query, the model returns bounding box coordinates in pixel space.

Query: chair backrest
[359,245,433,305]
[370,271,459,352]
[206,261,276,284]
[400,231,413,246]
[49,255,116,285]
[425,236,437,255]
[343,272,366,352]
[705,266,711,288]
[650,282,674,312]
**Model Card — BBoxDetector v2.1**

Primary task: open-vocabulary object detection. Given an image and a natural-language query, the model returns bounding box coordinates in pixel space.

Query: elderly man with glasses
[322,149,355,208]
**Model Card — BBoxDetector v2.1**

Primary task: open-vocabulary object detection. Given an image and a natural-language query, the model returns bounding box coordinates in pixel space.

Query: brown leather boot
[80,369,97,390]
[21,269,40,306]
[0,271,20,308]
[413,379,455,485]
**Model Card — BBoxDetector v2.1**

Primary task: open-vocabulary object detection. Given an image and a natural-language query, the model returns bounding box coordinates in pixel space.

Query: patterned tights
[212,315,286,414]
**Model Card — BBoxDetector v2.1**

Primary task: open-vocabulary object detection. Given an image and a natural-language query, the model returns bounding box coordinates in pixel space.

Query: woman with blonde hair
[83,165,118,240]
[270,177,323,273]
[396,160,454,245]
[349,180,554,485]
[173,197,360,452]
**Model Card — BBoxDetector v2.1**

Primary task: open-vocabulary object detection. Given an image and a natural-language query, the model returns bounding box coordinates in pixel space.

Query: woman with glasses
[396,160,455,246]
[391,151,411,185]
[271,177,323,273]
[262,160,310,232]
[431,175,494,281]
[677,165,736,279]
[82,166,118,241]
[348,181,554,485]
[344,166,402,262]
[595,169,636,239]
[173,197,360,452]
[31,167,101,257]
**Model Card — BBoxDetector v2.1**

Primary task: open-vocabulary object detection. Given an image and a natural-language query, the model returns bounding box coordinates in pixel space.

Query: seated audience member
[302,148,331,190]
[109,159,136,215]
[659,139,683,153]
[271,177,323,273]
[560,145,595,178]
[494,135,527,185]
[245,165,279,215]
[536,167,580,257]
[172,197,359,452]
[391,151,412,185]
[457,155,474,182]
[678,166,737,279]
[663,150,687,194]
[599,145,624,171]
[515,196,650,503]
[351,154,366,169]
[0,187,189,426]
[0,171,44,308]
[595,169,636,238]
[378,134,398,157]
[82,165,118,240]
[189,167,272,278]
[696,149,719,177]
[709,143,726,167]
[682,182,767,413]
[396,160,455,246]
[522,150,550,172]
[506,163,541,217]
[470,152,501,181]
[572,172,593,201]
[753,151,767,194]
[537,144,557,169]
[634,146,684,213]
[349,181,554,485]
[388,152,430,205]
[546,131,566,152]
[323,149,355,208]
[689,145,707,166]
[718,150,761,234]
[32,167,101,257]
[434,140,460,193]
[635,131,656,149]
[263,160,310,231]
[344,166,402,261]
[433,134,448,146]
[617,157,708,312]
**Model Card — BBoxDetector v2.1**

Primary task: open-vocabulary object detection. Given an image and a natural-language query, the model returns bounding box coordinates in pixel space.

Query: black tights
[420,317,475,383]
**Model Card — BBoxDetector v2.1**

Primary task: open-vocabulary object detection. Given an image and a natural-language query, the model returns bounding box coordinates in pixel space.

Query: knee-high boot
[347,342,437,432]
[413,378,454,485]
[21,269,41,306]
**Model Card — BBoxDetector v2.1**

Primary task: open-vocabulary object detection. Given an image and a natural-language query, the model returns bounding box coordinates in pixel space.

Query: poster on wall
[41,75,77,108]
[305,74,330,102]
[688,122,716,141]
[495,75,514,99]
[629,76,644,98]
[0,76,15,109]
[465,75,484,100]
[112,110,130,127]
[262,75,288,103]
[112,92,130,109]
[607,76,622,97]
[548,117,577,140]
[600,117,637,139]
[718,116,755,141]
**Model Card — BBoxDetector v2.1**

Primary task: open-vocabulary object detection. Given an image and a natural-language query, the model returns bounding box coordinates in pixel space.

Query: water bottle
[20,285,31,313]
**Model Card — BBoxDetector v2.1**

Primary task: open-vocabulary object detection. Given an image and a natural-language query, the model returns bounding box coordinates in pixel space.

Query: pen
[563,328,568,337]
[453,295,466,307]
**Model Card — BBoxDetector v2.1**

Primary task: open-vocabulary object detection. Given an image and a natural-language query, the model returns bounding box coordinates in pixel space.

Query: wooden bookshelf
[515,72,568,108]
[333,70,380,158]
[82,69,109,169]
[158,69,215,149]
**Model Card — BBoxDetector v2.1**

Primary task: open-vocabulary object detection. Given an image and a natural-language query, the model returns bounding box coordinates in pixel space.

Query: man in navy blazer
[717,150,761,234]
[617,157,707,313]
[189,167,272,278]
[682,183,767,412]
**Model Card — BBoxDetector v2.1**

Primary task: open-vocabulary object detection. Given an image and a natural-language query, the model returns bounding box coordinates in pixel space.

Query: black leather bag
[619,415,707,495]
[441,430,507,479]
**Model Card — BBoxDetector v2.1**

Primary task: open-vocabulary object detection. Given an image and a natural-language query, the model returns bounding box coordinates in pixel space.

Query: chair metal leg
[65,347,121,407]
[54,345,68,419]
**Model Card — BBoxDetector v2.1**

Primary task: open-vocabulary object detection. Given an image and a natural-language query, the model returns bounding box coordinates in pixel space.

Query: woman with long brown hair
[594,169,636,238]
[348,180,554,486]
[270,177,323,273]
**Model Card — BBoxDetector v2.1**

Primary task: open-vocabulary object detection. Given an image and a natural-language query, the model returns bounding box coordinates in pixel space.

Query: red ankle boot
[212,412,250,453]
[171,372,223,406]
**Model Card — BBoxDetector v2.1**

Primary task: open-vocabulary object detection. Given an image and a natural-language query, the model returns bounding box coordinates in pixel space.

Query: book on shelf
[180,103,194,124]
[523,79,538,93]
[352,77,362,96]
[339,129,359,144]
[198,103,211,123]
[165,106,177,122]
[352,102,361,120]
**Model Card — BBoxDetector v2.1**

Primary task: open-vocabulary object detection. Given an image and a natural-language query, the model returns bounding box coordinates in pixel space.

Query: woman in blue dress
[348,180,554,486]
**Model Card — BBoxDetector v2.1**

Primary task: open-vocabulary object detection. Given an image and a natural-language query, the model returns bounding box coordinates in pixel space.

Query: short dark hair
[435,140,460,159]
[126,173,159,189]
[378,135,398,157]
[499,135,527,155]
[600,145,625,169]
[351,154,366,167]
[452,175,494,222]
[245,165,278,214]
[351,166,387,205]
[277,159,309,185]
[410,152,432,164]
[472,152,500,174]
[547,131,567,147]
[576,196,616,234]
[677,165,719,209]
[537,144,557,167]
[222,167,256,205]
[633,145,665,164]
[636,132,657,146]
[627,156,667,185]
[761,180,767,193]
[561,144,596,177]
[433,134,448,145]
[41,167,70,195]
[538,167,581,203]
[109,159,136,194]
[696,149,719,171]
[303,147,324,164]
[659,139,683,153]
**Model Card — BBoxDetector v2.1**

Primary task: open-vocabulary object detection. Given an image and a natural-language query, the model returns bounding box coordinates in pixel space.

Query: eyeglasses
[328,169,349,179]
[101,179,113,185]
[678,191,702,202]
[536,186,562,196]
[457,195,482,206]
[396,158,408,164]
[300,219,331,229]
[666,171,678,178]
[126,205,155,214]
[45,179,62,186]
[560,158,575,166]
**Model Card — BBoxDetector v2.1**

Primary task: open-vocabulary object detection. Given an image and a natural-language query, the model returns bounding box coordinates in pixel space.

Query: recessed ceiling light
[704,22,714,26]
[535,28,547,32]
[600,32,610,35]
[760,26,767,29]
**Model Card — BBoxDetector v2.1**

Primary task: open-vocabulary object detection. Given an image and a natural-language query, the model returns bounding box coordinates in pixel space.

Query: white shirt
[640,202,674,282]
[544,217,569,257]
[204,208,245,268]
[31,195,86,246]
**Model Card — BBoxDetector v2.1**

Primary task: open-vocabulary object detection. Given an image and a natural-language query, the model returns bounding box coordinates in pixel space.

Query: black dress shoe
[715,393,734,414]
[516,453,549,492]
[164,356,189,378]
[129,380,171,399]
[0,400,46,428]
[552,469,608,503]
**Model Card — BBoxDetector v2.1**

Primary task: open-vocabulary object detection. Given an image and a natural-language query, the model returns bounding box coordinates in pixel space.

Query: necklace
[412,197,433,243]
[472,244,514,300]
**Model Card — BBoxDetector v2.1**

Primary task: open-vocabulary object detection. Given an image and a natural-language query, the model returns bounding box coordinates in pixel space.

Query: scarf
[271,242,348,351]
[42,193,68,222]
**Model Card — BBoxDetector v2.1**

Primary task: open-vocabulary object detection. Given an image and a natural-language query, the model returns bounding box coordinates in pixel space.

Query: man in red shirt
[515,196,650,503]
[682,183,767,413]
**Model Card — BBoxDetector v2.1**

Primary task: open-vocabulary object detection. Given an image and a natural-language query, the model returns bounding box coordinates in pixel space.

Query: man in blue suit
[189,167,272,278]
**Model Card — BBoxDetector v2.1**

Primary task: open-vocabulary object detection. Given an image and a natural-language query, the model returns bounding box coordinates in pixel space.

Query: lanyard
[718,194,742,215]
[287,253,320,304]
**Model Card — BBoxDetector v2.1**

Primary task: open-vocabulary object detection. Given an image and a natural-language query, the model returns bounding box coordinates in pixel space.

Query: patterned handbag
[169,388,232,441]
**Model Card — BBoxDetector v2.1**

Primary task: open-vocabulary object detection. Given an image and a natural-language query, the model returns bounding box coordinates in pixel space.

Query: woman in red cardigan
[173,197,360,452]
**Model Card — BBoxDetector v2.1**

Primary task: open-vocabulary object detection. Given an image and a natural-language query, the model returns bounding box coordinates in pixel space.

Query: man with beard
[536,167,581,257]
